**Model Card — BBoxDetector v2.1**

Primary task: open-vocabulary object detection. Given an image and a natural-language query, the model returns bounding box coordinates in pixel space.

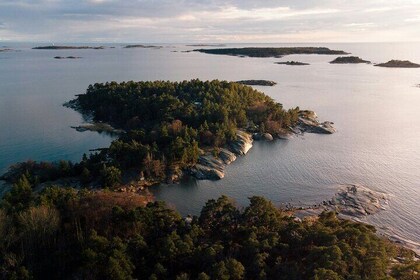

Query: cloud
[405,16,420,23]
[0,0,419,42]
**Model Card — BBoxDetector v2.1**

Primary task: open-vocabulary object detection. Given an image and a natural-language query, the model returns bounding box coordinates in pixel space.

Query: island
[124,44,162,49]
[0,48,14,52]
[235,80,277,86]
[54,56,82,59]
[330,56,371,64]
[186,44,226,47]
[33,45,104,50]
[275,61,310,66]
[374,60,420,68]
[2,79,335,191]
[193,47,348,58]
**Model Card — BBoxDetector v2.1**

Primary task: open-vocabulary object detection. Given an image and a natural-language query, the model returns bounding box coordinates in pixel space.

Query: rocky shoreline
[293,184,389,220]
[188,110,336,180]
[291,184,420,255]
[189,130,251,180]
[71,122,125,135]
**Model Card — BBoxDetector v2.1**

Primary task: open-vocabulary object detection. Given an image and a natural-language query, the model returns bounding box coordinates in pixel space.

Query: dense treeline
[66,79,299,183]
[1,179,418,279]
[3,80,301,187]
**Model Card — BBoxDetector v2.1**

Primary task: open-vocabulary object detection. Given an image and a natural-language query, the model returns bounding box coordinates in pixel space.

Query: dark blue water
[1,42,419,250]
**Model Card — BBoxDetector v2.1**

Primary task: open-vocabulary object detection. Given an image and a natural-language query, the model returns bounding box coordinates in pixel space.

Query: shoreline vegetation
[330,56,371,64]
[193,47,349,58]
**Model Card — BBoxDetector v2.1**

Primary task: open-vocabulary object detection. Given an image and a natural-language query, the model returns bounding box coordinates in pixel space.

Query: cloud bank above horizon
[1,0,420,43]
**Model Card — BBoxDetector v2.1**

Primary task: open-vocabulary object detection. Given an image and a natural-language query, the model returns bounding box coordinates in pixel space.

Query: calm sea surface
[1,42,419,249]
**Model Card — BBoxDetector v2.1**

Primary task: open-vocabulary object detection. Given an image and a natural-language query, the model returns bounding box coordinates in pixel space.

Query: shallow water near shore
[1,42,419,251]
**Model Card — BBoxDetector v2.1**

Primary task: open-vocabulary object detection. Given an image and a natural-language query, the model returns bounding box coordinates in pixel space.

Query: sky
[1,0,420,43]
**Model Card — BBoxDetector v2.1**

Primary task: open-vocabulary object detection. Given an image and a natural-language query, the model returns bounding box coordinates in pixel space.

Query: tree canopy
[0,184,417,279]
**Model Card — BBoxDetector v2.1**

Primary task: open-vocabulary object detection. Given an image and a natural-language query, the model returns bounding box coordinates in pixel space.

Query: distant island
[186,44,226,47]
[275,61,310,66]
[54,56,81,59]
[235,80,277,86]
[124,44,162,49]
[330,56,371,64]
[0,48,14,52]
[374,60,420,68]
[33,45,104,50]
[194,47,348,58]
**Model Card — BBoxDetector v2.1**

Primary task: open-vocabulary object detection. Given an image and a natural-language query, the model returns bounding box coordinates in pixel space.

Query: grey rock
[262,133,273,141]
[277,129,295,140]
[189,130,252,180]
[295,111,336,134]
[229,130,253,155]
[190,164,224,180]
[218,148,237,164]
[253,133,273,141]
